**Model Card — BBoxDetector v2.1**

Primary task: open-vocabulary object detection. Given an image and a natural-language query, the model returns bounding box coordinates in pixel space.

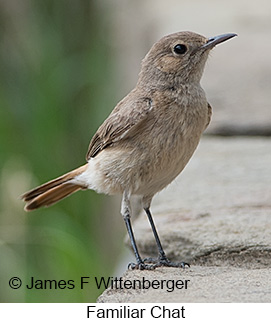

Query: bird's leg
[144,207,190,268]
[121,192,155,270]
[124,216,144,269]
[144,207,167,262]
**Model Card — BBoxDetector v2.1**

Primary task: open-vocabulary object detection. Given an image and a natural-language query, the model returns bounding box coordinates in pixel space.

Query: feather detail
[22,164,88,211]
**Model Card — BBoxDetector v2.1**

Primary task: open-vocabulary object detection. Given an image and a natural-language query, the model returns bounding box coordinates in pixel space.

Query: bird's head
[138,31,237,87]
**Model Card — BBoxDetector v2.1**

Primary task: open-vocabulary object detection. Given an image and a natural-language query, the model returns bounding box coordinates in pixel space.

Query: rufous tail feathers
[22,164,88,211]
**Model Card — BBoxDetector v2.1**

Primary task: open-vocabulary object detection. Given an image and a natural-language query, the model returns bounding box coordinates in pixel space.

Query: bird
[22,31,237,270]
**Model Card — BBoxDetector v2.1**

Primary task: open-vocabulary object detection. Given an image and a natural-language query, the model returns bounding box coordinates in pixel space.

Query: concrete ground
[96,0,271,303]
[98,266,271,303]
[98,137,271,302]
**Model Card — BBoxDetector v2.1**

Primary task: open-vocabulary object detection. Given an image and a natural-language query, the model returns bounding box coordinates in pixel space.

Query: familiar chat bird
[22,31,237,270]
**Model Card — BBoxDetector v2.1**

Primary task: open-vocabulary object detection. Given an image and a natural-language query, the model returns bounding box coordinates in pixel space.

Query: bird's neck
[137,64,203,91]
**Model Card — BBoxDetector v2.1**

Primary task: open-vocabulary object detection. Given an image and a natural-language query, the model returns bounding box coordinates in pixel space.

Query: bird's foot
[128,261,156,270]
[128,256,190,270]
[143,256,190,268]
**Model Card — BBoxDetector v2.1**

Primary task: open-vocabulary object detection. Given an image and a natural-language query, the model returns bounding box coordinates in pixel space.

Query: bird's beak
[201,33,237,50]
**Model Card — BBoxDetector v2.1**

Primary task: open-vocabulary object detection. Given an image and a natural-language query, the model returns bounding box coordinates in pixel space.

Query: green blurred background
[0,0,124,302]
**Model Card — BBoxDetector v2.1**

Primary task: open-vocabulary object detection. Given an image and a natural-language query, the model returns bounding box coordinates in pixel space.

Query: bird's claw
[128,261,156,270]
[128,257,190,270]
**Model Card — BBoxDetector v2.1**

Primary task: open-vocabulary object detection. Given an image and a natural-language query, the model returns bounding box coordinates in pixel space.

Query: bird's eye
[173,44,187,55]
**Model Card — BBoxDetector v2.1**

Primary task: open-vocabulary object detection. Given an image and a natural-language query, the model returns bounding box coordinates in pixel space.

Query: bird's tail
[22,164,88,211]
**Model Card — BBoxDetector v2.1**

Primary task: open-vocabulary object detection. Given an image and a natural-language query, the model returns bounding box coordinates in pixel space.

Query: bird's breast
[128,90,209,195]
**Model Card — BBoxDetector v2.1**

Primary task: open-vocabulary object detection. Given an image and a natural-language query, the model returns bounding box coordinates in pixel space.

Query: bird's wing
[86,95,153,159]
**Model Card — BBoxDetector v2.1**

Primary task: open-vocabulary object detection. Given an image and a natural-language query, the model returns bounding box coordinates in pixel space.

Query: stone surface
[97,0,271,303]
[132,137,271,267]
[98,137,271,302]
[98,266,271,303]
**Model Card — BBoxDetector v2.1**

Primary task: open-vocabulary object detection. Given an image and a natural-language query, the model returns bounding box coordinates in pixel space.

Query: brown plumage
[22,164,87,211]
[22,31,236,269]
